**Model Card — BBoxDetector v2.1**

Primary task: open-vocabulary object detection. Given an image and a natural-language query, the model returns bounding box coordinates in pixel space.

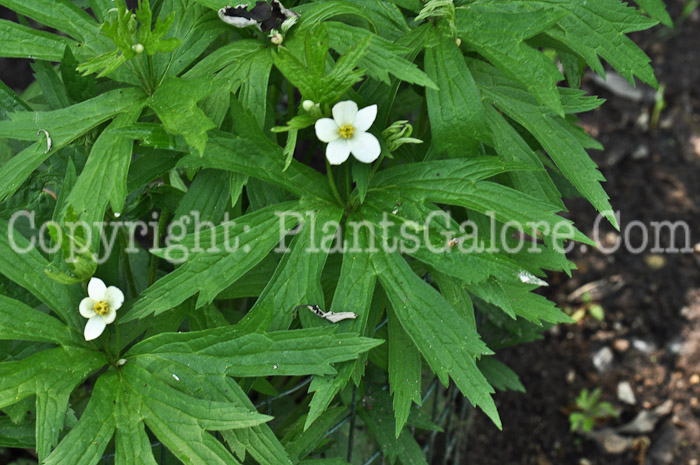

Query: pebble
[593,346,614,373]
[632,145,650,160]
[613,339,630,352]
[690,374,700,385]
[617,381,637,405]
[644,254,666,270]
[633,339,655,353]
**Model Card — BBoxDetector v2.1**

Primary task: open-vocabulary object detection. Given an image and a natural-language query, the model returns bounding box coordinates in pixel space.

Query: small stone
[691,397,699,408]
[593,346,614,373]
[613,339,630,352]
[566,369,576,383]
[694,243,700,253]
[632,145,650,160]
[633,339,655,353]
[644,254,666,270]
[579,459,592,465]
[617,381,637,405]
[690,459,698,465]
[690,374,700,385]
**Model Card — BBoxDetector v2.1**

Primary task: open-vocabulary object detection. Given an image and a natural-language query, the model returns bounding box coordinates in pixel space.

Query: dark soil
[466,3,700,465]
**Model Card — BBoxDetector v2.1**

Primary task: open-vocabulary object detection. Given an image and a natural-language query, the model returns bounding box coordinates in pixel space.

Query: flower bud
[270,32,284,45]
[302,100,316,112]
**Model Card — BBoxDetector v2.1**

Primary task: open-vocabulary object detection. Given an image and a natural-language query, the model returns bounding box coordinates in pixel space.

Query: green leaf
[372,247,501,429]
[537,0,658,87]
[127,326,383,377]
[351,161,371,204]
[326,22,437,89]
[0,415,35,448]
[467,279,573,325]
[282,129,298,171]
[0,19,75,61]
[305,226,377,429]
[61,46,97,103]
[172,168,231,234]
[371,158,527,188]
[122,363,271,430]
[358,388,429,465]
[0,87,147,200]
[129,358,293,465]
[320,33,372,104]
[239,47,274,127]
[0,0,108,54]
[455,2,566,115]
[63,111,141,248]
[483,105,563,207]
[43,370,116,465]
[0,294,81,346]
[149,77,216,155]
[470,58,618,228]
[284,407,346,461]
[177,132,335,203]
[424,31,489,155]
[154,6,228,80]
[295,1,377,31]
[478,357,525,392]
[634,0,672,26]
[122,201,303,322]
[0,80,31,117]
[31,60,71,110]
[0,346,107,461]
[48,361,272,465]
[237,205,342,332]
[388,306,422,437]
[0,218,82,328]
[361,193,526,286]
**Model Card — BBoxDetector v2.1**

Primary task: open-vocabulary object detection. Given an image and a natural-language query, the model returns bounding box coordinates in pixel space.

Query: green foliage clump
[0,0,667,463]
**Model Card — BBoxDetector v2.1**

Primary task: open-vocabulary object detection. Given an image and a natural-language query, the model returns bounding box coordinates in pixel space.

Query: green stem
[367,152,387,185]
[344,163,351,199]
[326,160,345,206]
[148,211,170,286]
[119,229,138,298]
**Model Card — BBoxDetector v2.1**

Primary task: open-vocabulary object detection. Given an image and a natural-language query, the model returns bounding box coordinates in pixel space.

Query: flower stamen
[338,124,355,139]
[94,301,110,316]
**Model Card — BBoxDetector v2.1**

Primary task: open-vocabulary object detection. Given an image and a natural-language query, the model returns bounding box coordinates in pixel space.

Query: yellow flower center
[338,124,355,139]
[94,301,110,316]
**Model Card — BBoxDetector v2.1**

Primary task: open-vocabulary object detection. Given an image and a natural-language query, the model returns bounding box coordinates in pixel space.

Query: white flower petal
[87,278,107,301]
[104,286,124,311]
[326,138,351,165]
[353,105,377,132]
[349,132,381,163]
[103,308,117,325]
[332,100,358,126]
[315,118,340,143]
[79,298,97,319]
[84,315,107,341]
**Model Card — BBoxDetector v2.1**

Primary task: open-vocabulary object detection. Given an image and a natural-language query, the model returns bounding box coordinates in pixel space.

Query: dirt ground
[466,2,700,464]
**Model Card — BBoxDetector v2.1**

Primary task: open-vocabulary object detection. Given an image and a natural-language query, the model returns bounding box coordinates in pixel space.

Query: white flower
[314,101,381,165]
[79,278,124,341]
